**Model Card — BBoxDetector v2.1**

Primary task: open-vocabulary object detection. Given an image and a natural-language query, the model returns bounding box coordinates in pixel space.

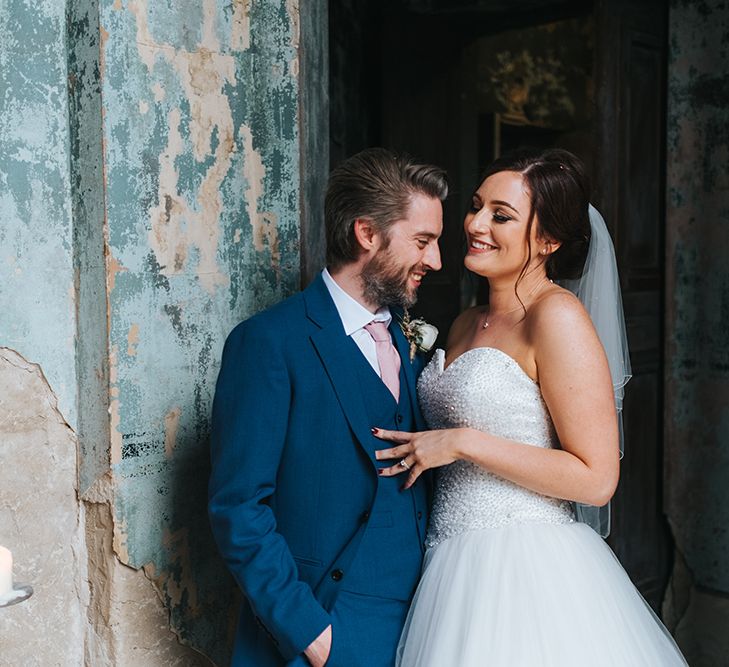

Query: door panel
[595,0,670,611]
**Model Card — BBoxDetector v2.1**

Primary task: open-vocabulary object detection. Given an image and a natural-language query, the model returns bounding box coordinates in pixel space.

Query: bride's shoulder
[528,286,613,394]
[527,286,596,345]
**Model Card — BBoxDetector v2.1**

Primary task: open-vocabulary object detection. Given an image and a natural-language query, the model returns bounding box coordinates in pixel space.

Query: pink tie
[364,321,401,402]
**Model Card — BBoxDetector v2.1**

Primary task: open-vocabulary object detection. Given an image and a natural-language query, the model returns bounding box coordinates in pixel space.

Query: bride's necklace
[482,278,553,329]
[481,303,524,329]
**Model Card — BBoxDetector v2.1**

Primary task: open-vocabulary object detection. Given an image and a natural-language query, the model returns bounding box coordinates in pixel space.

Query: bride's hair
[480,148,592,282]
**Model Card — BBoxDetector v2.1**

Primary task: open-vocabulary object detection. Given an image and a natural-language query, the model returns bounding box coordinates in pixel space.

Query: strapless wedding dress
[396,348,687,666]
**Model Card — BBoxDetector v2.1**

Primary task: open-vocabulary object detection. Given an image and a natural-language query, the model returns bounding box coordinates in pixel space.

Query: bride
[374,149,687,666]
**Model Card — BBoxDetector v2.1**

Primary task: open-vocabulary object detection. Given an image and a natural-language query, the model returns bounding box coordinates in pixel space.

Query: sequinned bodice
[420,348,574,547]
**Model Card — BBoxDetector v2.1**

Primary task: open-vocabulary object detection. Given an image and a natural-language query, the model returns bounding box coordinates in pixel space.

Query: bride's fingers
[402,469,421,490]
[374,444,409,461]
[371,427,411,444]
[377,457,413,477]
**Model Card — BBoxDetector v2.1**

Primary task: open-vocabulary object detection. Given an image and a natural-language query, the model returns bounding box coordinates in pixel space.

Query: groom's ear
[353,217,380,252]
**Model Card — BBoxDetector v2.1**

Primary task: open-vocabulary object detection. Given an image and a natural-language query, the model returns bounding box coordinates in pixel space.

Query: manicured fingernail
[371,427,378,434]
[378,469,384,475]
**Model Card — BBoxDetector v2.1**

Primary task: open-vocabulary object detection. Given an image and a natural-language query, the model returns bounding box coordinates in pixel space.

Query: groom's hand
[304,624,332,667]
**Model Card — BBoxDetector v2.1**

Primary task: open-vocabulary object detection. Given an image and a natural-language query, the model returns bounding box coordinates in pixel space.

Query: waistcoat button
[396,414,403,424]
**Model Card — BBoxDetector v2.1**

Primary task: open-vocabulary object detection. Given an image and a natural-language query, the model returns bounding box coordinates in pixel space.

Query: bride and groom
[208,147,687,666]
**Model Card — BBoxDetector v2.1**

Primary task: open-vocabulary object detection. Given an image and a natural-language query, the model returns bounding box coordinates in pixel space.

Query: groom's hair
[325,148,448,269]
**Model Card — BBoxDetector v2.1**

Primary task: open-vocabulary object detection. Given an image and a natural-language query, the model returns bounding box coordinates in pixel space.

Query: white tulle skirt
[396,522,687,667]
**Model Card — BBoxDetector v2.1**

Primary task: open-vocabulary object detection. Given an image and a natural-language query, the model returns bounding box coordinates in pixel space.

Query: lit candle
[0,546,12,598]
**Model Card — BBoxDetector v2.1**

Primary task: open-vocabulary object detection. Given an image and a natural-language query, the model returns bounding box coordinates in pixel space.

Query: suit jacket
[208,274,427,665]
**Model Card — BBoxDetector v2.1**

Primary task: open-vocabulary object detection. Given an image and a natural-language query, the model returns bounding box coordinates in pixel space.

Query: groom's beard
[361,247,420,309]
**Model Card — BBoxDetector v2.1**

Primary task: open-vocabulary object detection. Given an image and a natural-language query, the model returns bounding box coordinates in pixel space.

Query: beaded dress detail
[420,348,573,547]
[395,348,688,667]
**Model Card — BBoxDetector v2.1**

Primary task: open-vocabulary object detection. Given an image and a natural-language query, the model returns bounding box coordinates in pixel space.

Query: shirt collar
[321,268,391,336]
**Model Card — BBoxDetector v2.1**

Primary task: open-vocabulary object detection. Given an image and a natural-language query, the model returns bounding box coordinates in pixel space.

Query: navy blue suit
[209,274,429,666]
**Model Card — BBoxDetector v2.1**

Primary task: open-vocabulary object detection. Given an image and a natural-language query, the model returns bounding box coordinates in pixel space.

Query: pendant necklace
[481,303,524,329]
[482,279,554,329]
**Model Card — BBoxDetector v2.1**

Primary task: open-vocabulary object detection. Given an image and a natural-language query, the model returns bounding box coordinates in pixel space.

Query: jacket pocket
[293,555,323,567]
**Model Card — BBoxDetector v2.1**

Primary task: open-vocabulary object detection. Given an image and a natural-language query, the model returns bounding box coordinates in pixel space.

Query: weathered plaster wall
[99,0,301,662]
[0,0,78,425]
[0,350,85,665]
[2,0,304,664]
[299,0,329,286]
[0,2,88,663]
[70,0,113,498]
[664,1,729,664]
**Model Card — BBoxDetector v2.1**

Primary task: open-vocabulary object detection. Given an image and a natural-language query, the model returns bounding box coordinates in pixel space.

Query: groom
[208,148,447,666]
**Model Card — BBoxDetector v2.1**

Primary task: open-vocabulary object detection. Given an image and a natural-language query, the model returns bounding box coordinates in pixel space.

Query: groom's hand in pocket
[304,624,332,667]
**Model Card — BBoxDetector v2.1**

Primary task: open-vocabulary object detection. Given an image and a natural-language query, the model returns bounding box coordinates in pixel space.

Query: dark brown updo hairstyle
[480,148,592,283]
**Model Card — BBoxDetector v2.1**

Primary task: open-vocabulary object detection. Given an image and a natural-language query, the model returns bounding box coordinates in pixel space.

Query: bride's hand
[373,427,469,489]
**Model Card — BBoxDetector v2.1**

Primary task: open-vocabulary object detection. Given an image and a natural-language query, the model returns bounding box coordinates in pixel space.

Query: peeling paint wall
[299,0,329,286]
[70,0,112,497]
[0,1,88,663]
[664,1,729,664]
[0,0,78,426]
[100,0,301,661]
[2,0,304,664]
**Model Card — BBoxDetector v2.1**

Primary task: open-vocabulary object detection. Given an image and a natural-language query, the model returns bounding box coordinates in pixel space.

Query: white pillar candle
[0,546,13,598]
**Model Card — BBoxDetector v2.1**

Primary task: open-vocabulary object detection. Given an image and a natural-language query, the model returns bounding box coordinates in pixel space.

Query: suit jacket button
[396,414,403,424]
[331,569,344,581]
[361,511,370,523]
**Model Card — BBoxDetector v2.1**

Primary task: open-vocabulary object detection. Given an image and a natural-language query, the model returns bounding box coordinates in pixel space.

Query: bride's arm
[375,294,620,507]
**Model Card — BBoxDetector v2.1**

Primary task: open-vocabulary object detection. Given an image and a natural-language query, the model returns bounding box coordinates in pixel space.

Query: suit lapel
[305,276,379,464]
[304,275,426,444]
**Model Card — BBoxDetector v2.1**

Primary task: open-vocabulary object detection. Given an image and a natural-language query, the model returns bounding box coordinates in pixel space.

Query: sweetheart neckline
[436,347,538,386]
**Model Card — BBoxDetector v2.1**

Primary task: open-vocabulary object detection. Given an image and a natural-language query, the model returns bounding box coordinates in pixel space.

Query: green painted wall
[0,0,78,423]
[2,0,304,663]
[101,1,301,660]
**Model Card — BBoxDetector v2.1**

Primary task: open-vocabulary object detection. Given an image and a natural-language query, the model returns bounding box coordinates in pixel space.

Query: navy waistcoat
[340,356,428,601]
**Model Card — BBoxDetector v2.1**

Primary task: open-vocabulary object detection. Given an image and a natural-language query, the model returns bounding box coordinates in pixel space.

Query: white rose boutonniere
[399,309,439,361]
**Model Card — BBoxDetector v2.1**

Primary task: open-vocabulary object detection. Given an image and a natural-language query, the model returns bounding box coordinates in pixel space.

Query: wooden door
[593,0,670,610]
[326,0,671,610]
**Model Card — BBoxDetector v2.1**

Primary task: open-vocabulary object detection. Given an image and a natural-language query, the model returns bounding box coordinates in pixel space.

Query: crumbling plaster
[2,0,303,664]
[0,0,79,427]
[0,349,85,666]
[0,2,89,663]
[100,0,301,661]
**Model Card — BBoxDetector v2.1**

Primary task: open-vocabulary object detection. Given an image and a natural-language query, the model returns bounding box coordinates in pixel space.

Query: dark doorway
[329,0,670,611]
